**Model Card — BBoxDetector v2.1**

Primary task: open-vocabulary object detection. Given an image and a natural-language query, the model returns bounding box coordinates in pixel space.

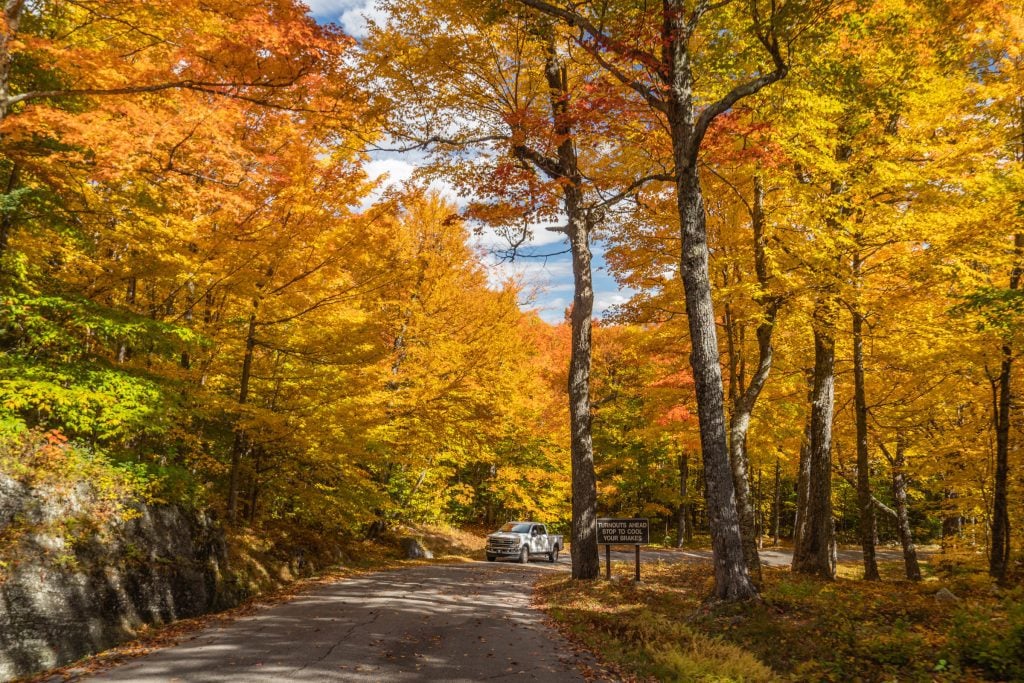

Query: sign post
[596,518,650,582]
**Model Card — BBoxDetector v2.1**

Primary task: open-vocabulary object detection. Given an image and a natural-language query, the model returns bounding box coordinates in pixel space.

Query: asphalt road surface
[86,562,595,682]
[82,547,907,681]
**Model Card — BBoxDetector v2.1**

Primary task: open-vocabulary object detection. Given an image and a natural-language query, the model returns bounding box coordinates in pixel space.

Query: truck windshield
[499,523,533,533]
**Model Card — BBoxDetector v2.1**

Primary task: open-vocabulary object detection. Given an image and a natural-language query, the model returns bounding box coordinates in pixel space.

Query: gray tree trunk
[851,252,880,581]
[771,457,781,545]
[676,453,691,547]
[674,157,754,599]
[891,436,921,580]
[516,0,789,600]
[0,1,25,124]
[514,41,601,580]
[792,310,837,579]
[726,175,778,585]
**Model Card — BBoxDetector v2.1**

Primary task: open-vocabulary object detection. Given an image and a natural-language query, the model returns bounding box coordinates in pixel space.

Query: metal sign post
[596,518,650,582]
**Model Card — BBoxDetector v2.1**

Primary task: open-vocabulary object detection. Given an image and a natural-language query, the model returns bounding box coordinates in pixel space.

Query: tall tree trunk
[676,453,690,547]
[674,156,755,599]
[990,233,1022,580]
[891,435,921,580]
[771,457,781,546]
[851,252,880,581]
[538,41,600,580]
[181,278,194,369]
[517,0,789,600]
[227,303,258,523]
[792,309,837,579]
[726,174,778,585]
[942,489,962,548]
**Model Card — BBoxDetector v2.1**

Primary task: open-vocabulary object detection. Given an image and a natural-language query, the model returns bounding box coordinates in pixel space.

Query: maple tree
[2,0,1024,627]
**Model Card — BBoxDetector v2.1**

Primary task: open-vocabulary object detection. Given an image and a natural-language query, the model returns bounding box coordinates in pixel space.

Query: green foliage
[0,357,173,444]
[953,287,1024,336]
[949,589,1024,680]
[0,290,204,361]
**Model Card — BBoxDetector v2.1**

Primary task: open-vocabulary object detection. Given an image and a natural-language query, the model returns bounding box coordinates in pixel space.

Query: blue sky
[306,0,633,324]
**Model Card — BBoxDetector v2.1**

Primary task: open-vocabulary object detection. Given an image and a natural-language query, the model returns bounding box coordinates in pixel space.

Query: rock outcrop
[0,474,233,680]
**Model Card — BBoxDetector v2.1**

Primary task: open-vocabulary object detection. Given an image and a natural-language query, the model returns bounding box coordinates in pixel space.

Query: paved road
[86,562,595,682]
[82,546,909,681]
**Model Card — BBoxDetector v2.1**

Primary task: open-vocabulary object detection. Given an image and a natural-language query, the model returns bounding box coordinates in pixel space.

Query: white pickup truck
[485,521,563,563]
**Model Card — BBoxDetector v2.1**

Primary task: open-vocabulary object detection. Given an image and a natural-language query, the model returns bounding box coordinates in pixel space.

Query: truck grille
[487,537,518,549]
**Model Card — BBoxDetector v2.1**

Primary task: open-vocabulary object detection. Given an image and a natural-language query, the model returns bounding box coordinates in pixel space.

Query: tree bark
[676,452,691,547]
[792,308,837,579]
[851,252,880,581]
[0,1,25,124]
[675,157,754,599]
[891,435,921,580]
[116,276,138,364]
[990,232,1022,581]
[515,0,789,600]
[535,40,600,580]
[726,174,778,585]
[942,489,962,548]
[227,302,258,523]
[771,457,781,545]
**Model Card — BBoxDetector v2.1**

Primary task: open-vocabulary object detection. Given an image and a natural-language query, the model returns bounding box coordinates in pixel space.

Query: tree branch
[513,143,563,180]
[691,0,788,146]
[516,0,666,111]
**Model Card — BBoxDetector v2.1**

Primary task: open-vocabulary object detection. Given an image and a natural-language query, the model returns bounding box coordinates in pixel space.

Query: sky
[305,0,634,324]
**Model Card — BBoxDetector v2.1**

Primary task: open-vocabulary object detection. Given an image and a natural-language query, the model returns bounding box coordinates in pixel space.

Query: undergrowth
[536,555,1024,682]
[0,426,155,576]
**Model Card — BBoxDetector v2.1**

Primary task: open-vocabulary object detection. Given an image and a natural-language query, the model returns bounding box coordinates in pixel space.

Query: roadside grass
[535,554,1024,682]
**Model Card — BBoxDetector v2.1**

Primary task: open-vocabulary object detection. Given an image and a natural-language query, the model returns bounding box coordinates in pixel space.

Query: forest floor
[536,550,1024,682]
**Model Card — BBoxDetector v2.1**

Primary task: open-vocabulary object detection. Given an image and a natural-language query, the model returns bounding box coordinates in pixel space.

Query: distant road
[561,546,915,568]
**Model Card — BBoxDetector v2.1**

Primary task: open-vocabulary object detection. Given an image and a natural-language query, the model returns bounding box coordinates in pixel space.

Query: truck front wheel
[519,545,529,564]
[548,546,559,563]
[486,553,496,562]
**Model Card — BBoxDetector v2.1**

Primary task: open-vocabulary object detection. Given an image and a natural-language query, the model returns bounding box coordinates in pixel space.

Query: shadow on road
[85,563,596,682]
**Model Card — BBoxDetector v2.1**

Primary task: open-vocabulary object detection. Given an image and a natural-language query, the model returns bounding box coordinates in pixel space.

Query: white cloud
[303,0,385,38]
[594,291,631,314]
[302,0,352,13]
[486,258,573,288]
[339,2,387,38]
[468,223,569,251]
[365,157,416,185]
